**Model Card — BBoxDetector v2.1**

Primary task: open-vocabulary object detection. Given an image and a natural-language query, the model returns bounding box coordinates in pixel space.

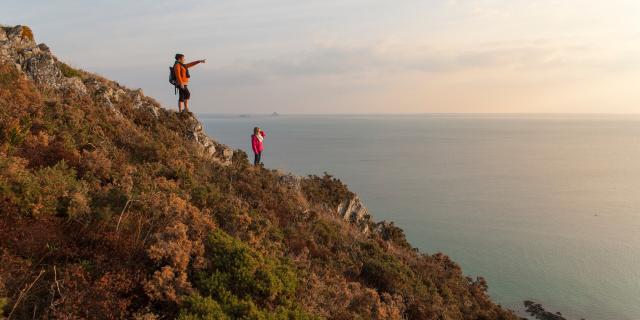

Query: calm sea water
[200,114,640,320]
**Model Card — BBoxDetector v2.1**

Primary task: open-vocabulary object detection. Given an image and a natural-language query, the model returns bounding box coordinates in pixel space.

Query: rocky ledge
[0,25,233,165]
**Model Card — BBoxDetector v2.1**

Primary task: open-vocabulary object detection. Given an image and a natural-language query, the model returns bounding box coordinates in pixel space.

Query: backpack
[169,65,178,87]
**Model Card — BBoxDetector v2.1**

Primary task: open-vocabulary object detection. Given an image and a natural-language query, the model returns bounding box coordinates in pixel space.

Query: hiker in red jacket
[251,127,266,166]
[174,53,205,112]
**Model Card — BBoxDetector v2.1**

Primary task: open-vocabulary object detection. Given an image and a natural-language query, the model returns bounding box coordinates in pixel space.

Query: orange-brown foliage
[20,26,34,42]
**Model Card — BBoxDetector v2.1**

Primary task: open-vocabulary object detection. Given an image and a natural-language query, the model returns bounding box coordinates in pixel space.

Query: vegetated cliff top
[0,25,518,319]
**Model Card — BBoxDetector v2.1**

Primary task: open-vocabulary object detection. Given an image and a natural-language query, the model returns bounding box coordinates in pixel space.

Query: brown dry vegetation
[20,26,34,42]
[0,58,518,319]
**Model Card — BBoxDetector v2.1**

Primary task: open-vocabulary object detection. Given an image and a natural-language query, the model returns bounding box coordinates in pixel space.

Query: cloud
[202,37,618,86]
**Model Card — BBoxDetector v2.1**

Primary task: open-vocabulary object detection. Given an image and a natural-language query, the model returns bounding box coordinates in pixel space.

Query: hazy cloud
[206,37,632,83]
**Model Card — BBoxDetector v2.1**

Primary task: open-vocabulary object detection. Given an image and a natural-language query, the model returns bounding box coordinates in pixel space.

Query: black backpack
[169,65,178,87]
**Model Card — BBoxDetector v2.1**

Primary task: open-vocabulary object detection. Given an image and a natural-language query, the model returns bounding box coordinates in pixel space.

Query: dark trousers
[254,152,262,165]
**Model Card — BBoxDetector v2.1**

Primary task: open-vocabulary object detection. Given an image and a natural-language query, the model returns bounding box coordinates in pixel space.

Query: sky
[3,0,640,114]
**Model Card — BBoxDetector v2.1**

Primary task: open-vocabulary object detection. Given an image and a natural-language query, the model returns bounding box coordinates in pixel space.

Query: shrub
[35,161,87,217]
[0,156,89,217]
[197,230,297,304]
[59,62,82,78]
[190,183,222,209]
[301,173,353,208]
[186,229,314,318]
[179,294,228,320]
[0,64,19,86]
[377,222,411,249]
[0,63,41,113]
[0,297,7,318]
[361,254,412,294]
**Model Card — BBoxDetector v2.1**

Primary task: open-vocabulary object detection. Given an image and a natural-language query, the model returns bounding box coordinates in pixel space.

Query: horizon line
[195,112,640,116]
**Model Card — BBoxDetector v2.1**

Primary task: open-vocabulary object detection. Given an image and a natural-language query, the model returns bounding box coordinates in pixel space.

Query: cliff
[0,25,518,319]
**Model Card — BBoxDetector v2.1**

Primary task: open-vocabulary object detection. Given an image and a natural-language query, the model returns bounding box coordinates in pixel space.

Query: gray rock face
[0,26,86,93]
[336,196,403,241]
[183,113,234,165]
[276,171,302,190]
[1,24,233,166]
[0,25,34,52]
[337,196,372,233]
[372,220,400,240]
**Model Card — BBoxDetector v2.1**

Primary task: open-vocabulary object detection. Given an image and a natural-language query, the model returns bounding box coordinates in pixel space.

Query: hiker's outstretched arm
[185,60,204,68]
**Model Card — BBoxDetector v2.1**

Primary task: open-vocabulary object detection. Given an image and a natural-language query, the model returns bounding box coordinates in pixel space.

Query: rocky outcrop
[336,196,401,240]
[0,24,233,165]
[276,171,302,190]
[337,196,372,233]
[1,25,86,94]
[183,113,234,165]
[276,170,399,239]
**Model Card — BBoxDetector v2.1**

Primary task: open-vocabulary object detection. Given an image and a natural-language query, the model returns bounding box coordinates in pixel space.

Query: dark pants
[178,85,190,102]
[254,151,262,165]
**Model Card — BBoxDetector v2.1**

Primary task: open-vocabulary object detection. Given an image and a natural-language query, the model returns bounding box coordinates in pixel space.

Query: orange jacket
[174,61,200,85]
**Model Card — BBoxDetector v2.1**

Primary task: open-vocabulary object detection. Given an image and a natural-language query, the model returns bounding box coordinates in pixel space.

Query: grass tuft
[59,62,82,78]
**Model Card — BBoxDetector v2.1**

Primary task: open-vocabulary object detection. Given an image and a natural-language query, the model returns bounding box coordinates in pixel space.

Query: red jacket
[251,131,265,154]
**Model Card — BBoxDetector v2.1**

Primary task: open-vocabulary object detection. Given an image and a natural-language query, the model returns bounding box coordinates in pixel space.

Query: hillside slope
[0,25,518,320]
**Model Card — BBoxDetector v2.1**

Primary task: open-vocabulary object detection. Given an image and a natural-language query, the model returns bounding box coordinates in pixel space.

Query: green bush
[197,230,297,303]
[301,173,353,207]
[0,154,93,218]
[59,62,82,78]
[378,222,412,249]
[190,183,222,208]
[179,294,229,320]
[0,297,8,317]
[0,64,19,86]
[36,161,89,217]
[184,229,316,319]
[361,254,411,293]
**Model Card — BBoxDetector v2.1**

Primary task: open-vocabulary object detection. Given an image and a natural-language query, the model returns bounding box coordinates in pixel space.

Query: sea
[200,114,640,320]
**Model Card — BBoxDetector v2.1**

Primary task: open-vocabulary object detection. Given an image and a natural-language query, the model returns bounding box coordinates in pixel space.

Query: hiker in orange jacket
[174,53,206,112]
